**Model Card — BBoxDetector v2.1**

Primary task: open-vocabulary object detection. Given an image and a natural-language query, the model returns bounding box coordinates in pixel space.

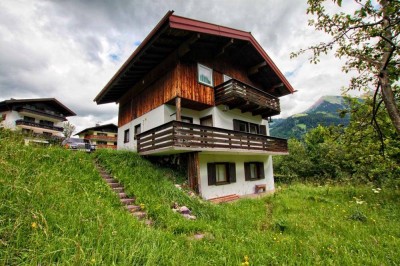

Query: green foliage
[274,96,400,183]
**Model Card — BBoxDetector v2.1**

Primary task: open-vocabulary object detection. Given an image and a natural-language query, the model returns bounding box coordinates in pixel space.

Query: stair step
[132,211,146,219]
[113,187,124,193]
[126,205,141,212]
[121,198,135,205]
[108,182,121,188]
[104,178,117,183]
[118,192,127,198]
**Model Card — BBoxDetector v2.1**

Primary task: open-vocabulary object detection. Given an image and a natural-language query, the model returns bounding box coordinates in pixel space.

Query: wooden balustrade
[137,121,288,154]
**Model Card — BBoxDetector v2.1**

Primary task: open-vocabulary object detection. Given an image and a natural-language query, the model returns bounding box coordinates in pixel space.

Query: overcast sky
[0,0,359,132]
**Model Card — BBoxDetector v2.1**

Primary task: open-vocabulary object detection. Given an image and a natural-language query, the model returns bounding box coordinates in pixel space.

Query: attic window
[198,64,213,87]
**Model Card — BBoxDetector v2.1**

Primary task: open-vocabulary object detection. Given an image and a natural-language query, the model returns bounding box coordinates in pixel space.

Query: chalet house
[0,98,75,139]
[75,123,118,149]
[94,12,294,200]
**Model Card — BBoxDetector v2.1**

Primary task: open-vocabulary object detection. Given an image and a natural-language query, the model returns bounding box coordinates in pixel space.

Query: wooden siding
[118,54,266,127]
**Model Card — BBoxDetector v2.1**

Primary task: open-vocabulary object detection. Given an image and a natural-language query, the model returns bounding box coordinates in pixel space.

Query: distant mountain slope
[270,96,350,139]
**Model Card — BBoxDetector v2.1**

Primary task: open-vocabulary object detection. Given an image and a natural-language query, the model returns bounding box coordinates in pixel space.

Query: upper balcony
[137,121,288,156]
[16,119,63,132]
[17,106,66,122]
[215,79,280,118]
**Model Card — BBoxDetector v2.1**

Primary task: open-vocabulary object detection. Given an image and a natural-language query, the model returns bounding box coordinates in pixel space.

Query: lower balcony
[137,121,288,155]
[16,119,63,132]
[85,135,117,142]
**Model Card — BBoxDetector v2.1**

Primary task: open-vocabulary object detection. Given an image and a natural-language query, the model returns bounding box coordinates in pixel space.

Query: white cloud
[0,0,360,131]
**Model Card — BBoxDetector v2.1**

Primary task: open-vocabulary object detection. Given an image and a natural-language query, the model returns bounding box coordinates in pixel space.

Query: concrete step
[121,198,135,205]
[118,192,127,198]
[113,187,124,193]
[126,205,141,213]
[108,182,121,188]
[104,178,117,183]
[132,211,146,219]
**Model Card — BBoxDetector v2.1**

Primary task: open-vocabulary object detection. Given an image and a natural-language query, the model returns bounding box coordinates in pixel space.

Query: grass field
[1,129,399,265]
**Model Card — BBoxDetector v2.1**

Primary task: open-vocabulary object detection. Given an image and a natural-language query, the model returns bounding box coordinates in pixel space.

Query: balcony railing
[16,119,63,132]
[85,135,117,141]
[17,106,65,120]
[96,144,117,149]
[137,121,288,154]
[215,79,280,117]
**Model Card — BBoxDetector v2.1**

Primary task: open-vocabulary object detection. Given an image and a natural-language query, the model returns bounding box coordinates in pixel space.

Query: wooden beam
[187,152,200,193]
[248,61,267,75]
[175,97,181,121]
[215,38,234,57]
[178,33,200,58]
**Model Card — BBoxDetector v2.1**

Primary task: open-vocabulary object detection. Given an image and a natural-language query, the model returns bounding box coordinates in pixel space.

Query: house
[75,123,118,149]
[94,11,295,200]
[0,98,76,140]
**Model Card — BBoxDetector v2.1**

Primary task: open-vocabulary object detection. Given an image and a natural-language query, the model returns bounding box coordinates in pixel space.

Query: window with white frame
[198,64,213,87]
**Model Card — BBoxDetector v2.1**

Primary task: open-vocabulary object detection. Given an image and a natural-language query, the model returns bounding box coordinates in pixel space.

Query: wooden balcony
[17,106,66,121]
[215,79,280,118]
[85,135,117,142]
[16,119,63,132]
[95,144,117,149]
[137,121,288,155]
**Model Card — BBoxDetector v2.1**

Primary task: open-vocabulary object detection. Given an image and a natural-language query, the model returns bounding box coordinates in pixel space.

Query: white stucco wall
[118,103,271,150]
[198,153,274,199]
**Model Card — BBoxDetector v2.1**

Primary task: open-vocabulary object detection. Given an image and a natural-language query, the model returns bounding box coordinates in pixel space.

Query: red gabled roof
[94,11,295,104]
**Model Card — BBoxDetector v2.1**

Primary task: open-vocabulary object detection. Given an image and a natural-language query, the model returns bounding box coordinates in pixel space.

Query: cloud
[0,0,359,131]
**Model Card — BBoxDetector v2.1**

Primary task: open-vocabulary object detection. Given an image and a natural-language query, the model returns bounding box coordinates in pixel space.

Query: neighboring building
[75,123,118,149]
[94,12,295,200]
[0,98,76,139]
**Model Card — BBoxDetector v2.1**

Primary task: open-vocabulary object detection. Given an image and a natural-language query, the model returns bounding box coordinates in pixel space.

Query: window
[1,114,6,121]
[124,129,130,143]
[207,163,236,185]
[134,124,141,140]
[233,119,267,135]
[97,132,107,136]
[244,162,265,181]
[181,116,193,124]
[40,120,54,126]
[198,64,213,87]
[223,74,232,82]
[23,116,35,122]
[97,141,107,145]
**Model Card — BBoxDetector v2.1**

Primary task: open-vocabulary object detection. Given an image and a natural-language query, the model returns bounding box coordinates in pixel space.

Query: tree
[292,0,400,134]
[63,121,76,139]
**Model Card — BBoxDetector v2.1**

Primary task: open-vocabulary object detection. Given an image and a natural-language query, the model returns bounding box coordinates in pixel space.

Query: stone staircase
[96,163,151,225]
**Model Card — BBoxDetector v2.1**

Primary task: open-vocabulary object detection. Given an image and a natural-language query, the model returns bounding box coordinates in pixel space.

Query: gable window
[207,162,236,185]
[223,74,232,82]
[244,162,265,181]
[233,119,267,135]
[124,129,130,143]
[134,124,141,140]
[198,64,213,87]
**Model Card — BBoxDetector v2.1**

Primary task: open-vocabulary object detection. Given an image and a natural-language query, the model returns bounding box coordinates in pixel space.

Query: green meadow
[1,129,399,265]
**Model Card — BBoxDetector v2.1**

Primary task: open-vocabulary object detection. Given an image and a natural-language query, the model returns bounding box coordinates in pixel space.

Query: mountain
[269,96,350,139]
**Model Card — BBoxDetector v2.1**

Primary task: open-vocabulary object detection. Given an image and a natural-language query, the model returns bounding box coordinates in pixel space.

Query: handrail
[16,119,63,132]
[215,79,278,100]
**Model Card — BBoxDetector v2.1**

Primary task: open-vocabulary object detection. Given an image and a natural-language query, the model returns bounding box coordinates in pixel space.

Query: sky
[0,0,359,133]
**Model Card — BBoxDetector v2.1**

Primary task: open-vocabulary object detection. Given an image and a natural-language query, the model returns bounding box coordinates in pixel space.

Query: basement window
[198,64,213,87]
[244,162,265,181]
[124,129,130,143]
[207,162,236,185]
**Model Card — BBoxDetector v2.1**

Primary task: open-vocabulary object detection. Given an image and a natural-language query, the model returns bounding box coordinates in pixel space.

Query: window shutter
[233,119,240,131]
[258,162,265,179]
[228,163,236,183]
[260,125,267,135]
[244,163,251,181]
[207,163,216,186]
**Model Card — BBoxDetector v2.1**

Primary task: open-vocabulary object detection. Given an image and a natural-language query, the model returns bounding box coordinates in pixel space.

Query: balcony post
[175,96,181,122]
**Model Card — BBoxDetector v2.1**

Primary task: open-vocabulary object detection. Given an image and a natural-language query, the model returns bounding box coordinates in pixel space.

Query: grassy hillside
[1,129,399,265]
